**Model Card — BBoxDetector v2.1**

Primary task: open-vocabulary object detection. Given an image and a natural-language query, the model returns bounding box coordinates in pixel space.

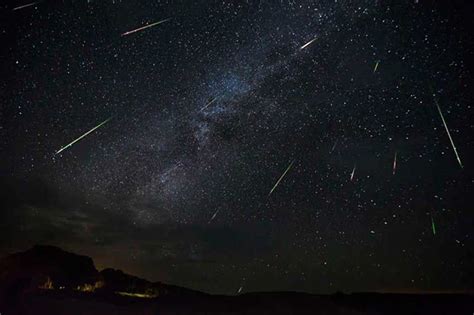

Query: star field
[1,0,473,294]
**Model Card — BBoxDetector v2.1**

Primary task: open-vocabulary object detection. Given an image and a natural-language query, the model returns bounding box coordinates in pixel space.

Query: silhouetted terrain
[0,245,472,314]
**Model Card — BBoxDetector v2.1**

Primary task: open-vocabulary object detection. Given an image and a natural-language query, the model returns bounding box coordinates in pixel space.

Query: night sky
[1,0,473,294]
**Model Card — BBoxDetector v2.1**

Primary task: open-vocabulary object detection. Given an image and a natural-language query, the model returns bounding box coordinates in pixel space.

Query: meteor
[208,209,219,224]
[200,97,218,112]
[300,37,317,50]
[433,95,463,168]
[12,1,38,10]
[55,117,111,154]
[392,151,397,175]
[431,217,436,235]
[350,164,356,181]
[373,61,379,73]
[268,160,295,196]
[330,140,338,154]
[121,18,171,36]
[237,286,243,294]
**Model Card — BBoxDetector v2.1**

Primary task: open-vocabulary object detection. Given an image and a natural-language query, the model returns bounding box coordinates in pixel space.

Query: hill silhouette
[0,245,472,314]
[0,245,100,293]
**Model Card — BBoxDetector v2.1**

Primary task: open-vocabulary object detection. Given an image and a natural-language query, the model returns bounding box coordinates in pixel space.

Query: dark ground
[0,245,473,315]
[2,289,474,315]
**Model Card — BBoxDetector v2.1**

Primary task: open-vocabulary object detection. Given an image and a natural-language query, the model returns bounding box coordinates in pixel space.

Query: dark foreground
[0,246,472,314]
[2,289,474,315]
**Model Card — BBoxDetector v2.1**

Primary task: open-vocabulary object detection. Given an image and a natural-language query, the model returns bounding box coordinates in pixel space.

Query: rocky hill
[0,245,101,293]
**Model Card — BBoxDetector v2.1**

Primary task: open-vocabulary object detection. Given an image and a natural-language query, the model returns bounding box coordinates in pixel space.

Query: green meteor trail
[373,61,379,73]
[431,217,436,235]
[55,117,111,154]
[268,160,295,196]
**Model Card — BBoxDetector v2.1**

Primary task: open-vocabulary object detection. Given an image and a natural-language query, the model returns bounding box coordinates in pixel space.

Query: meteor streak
[237,286,243,294]
[392,151,397,175]
[433,95,463,168]
[373,61,379,73]
[300,37,317,50]
[12,1,37,10]
[268,160,295,196]
[330,140,338,154]
[431,216,436,235]
[55,117,111,154]
[200,97,218,112]
[208,209,219,224]
[350,164,356,181]
[121,18,171,36]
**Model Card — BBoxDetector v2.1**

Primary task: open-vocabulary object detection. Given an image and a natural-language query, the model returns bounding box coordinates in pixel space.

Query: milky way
[1,0,473,294]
